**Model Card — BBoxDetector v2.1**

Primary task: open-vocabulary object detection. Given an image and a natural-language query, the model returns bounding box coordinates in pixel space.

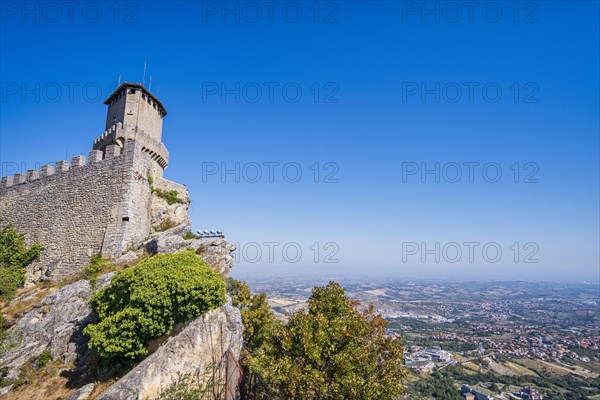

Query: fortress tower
[93,83,169,178]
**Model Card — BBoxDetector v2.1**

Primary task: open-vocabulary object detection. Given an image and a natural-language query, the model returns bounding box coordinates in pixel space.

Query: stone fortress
[0,82,189,281]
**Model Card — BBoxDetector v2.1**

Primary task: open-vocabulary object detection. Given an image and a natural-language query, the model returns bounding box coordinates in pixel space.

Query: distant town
[243,277,600,399]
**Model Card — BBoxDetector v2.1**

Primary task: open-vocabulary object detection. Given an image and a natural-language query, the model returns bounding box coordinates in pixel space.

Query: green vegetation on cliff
[84,251,226,364]
[155,189,184,205]
[83,254,110,289]
[229,279,408,400]
[0,223,43,301]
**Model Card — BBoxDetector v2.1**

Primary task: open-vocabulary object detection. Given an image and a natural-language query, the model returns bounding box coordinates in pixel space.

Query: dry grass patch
[538,360,598,379]
[505,361,538,376]
[0,287,56,325]
[462,361,481,372]
[515,358,589,378]
[4,359,71,400]
[3,353,123,400]
[486,358,516,376]
[3,358,116,400]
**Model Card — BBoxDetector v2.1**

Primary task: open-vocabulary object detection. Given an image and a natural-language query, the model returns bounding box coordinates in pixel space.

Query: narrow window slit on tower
[122,217,130,222]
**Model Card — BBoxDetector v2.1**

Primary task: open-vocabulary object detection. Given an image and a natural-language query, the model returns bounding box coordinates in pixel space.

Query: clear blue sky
[0,1,598,282]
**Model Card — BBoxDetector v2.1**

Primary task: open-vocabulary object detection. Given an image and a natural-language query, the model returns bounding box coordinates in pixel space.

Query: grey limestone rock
[66,382,95,400]
[142,224,236,278]
[193,239,237,278]
[0,273,114,383]
[96,300,243,400]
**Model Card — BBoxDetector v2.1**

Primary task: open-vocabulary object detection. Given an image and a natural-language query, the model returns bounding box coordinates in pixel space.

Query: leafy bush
[84,254,110,288]
[226,278,251,308]
[84,251,226,364]
[0,224,43,301]
[227,278,278,353]
[0,367,8,388]
[37,350,52,368]
[156,189,183,205]
[183,231,197,240]
[164,190,183,205]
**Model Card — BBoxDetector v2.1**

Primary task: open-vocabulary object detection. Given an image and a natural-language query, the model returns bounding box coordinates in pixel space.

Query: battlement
[92,123,169,172]
[0,138,154,281]
[0,141,142,190]
[94,122,123,146]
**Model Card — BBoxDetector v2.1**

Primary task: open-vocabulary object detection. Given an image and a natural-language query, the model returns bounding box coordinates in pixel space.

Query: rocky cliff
[0,194,243,400]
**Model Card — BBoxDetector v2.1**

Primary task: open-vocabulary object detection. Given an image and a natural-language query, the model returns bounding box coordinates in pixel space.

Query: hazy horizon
[230,263,600,284]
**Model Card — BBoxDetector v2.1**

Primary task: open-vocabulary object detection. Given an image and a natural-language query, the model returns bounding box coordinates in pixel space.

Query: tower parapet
[93,122,169,173]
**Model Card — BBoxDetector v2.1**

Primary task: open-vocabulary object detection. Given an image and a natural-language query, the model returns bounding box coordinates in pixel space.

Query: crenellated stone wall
[0,140,153,282]
[93,122,169,179]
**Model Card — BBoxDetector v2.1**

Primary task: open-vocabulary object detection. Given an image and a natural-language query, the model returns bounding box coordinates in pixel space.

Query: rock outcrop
[0,274,113,395]
[150,179,192,231]
[194,240,237,278]
[141,224,236,278]
[96,300,243,400]
[66,383,95,400]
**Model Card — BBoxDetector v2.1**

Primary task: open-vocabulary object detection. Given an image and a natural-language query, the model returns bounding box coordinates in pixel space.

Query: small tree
[227,278,281,352]
[231,280,408,400]
[0,224,43,301]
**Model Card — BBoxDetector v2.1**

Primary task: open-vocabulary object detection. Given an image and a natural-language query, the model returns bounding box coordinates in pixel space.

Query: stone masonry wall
[0,140,153,282]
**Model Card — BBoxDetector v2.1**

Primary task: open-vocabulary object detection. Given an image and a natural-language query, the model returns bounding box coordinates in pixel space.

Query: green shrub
[156,189,184,205]
[164,190,183,205]
[37,350,52,368]
[0,224,43,301]
[0,367,8,388]
[183,231,197,240]
[84,251,226,364]
[85,255,105,276]
[148,176,155,194]
[84,254,110,288]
